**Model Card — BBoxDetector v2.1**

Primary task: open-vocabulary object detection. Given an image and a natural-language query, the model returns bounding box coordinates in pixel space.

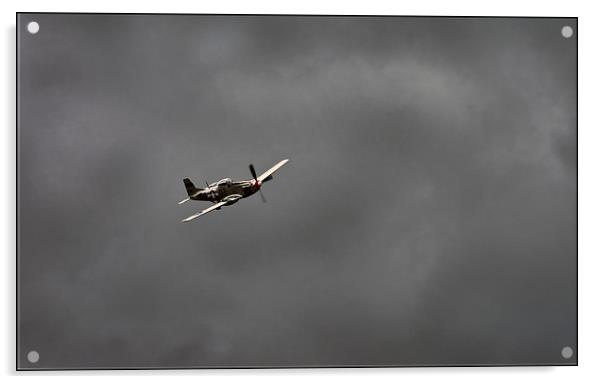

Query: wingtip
[182,211,205,223]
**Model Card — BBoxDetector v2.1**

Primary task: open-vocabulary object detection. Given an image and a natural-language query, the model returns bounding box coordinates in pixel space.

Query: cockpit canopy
[216,178,232,187]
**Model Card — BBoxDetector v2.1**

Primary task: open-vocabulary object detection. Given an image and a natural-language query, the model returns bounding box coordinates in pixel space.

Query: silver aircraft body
[179,159,289,222]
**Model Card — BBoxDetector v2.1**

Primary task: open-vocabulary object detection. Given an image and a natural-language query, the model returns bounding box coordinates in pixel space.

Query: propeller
[249,164,258,180]
[249,164,267,203]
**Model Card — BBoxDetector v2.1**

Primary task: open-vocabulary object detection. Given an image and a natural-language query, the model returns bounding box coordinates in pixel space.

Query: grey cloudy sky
[18,15,576,368]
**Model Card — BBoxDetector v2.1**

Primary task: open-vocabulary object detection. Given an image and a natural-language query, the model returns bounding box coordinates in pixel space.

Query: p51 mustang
[179,159,289,222]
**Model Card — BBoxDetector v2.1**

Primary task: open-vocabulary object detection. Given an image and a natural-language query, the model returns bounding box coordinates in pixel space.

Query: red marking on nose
[252,179,261,191]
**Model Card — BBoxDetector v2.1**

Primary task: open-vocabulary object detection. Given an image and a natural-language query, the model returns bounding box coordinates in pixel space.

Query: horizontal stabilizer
[178,198,190,205]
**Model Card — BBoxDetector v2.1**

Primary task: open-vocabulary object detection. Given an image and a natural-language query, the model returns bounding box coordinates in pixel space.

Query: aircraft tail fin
[183,178,200,197]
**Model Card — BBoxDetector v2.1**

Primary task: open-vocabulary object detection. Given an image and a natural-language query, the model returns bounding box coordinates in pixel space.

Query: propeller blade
[259,189,267,203]
[249,164,258,180]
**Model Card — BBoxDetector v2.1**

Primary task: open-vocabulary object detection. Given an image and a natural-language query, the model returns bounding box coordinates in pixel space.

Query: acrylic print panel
[17,14,577,369]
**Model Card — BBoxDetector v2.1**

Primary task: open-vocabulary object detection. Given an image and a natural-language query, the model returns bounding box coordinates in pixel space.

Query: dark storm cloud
[18,15,576,368]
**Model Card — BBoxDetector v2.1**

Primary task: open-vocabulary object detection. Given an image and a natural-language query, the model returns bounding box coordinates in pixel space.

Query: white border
[3,1,600,383]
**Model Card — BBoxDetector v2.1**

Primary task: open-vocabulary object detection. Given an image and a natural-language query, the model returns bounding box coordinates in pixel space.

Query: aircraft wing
[182,201,228,223]
[258,159,289,182]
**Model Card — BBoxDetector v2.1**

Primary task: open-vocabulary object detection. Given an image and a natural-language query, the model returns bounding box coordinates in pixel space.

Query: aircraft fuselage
[190,179,260,205]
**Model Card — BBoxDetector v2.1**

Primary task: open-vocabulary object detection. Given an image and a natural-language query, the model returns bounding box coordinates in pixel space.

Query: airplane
[179,159,289,222]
